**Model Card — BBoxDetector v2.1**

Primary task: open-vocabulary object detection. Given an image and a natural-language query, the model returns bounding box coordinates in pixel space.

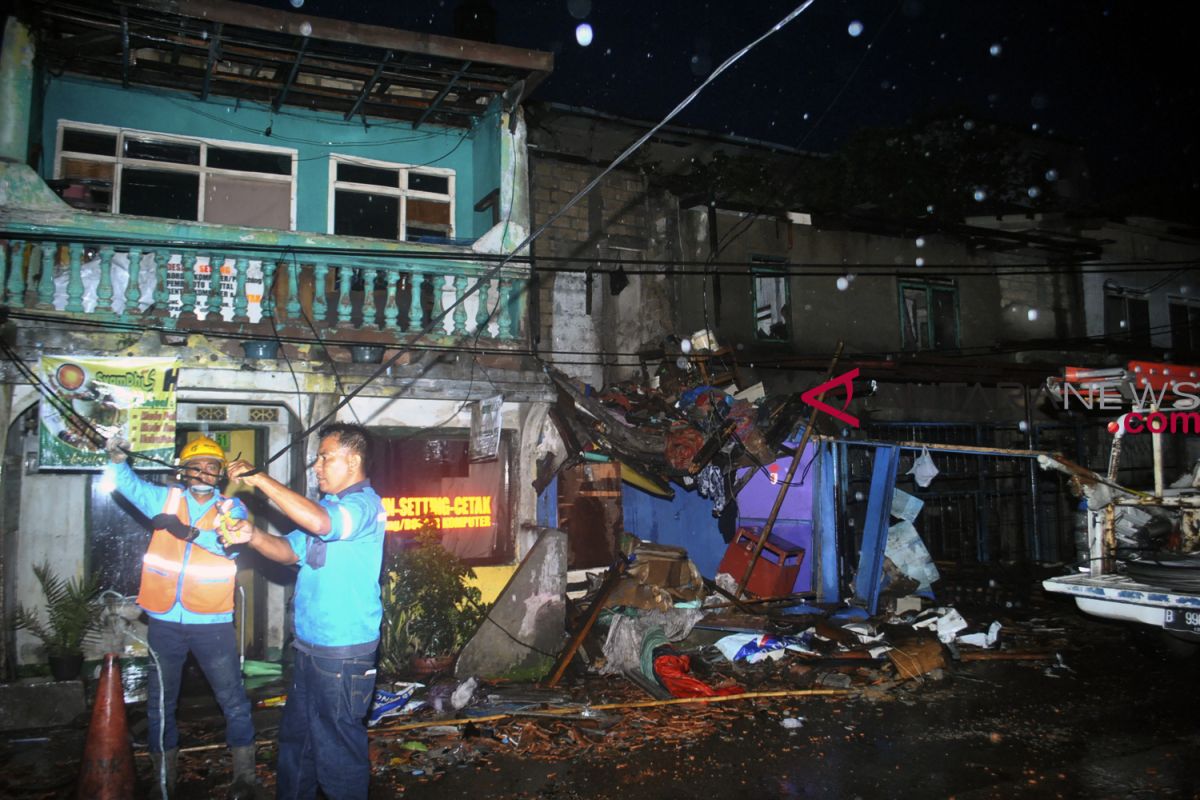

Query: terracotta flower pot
[410,654,455,679]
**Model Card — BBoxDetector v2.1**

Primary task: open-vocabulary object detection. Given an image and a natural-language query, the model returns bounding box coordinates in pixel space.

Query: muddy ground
[3,592,1199,799]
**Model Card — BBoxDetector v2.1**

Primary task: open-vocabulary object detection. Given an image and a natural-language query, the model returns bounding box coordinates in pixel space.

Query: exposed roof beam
[271,35,309,113]
[344,49,392,121]
[201,22,223,101]
[120,6,130,88]
[125,0,552,74]
[413,59,471,130]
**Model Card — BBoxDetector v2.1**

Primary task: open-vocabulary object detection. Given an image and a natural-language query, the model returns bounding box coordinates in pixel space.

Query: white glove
[106,436,132,464]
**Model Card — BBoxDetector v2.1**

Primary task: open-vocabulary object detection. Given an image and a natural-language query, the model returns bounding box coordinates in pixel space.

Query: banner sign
[39,356,179,470]
[380,494,494,533]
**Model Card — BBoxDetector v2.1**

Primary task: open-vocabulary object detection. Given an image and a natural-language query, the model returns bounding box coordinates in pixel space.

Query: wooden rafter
[414,60,472,130]
[201,22,223,101]
[344,50,392,121]
[28,0,554,127]
[271,36,309,113]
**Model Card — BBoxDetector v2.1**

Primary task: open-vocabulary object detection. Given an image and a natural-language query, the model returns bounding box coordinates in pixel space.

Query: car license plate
[1163,607,1200,634]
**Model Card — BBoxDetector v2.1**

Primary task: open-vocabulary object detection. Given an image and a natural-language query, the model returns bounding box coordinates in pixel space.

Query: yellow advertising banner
[38,356,179,469]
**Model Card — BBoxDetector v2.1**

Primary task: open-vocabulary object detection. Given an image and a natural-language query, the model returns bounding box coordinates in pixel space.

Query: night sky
[230,1,1200,217]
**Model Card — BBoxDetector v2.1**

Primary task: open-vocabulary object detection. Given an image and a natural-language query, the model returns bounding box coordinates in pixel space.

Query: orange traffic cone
[76,653,135,800]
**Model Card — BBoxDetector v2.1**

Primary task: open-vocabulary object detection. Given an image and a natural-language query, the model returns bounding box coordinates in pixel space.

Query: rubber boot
[148,748,178,799]
[228,744,258,800]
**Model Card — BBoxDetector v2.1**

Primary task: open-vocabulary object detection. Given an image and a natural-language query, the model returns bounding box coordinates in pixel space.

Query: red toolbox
[717,527,805,597]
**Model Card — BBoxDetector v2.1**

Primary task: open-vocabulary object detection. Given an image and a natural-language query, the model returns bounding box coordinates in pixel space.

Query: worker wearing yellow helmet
[103,433,258,799]
[177,434,226,495]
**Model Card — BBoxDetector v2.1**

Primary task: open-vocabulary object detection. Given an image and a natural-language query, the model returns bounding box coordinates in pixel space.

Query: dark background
[230,0,1199,221]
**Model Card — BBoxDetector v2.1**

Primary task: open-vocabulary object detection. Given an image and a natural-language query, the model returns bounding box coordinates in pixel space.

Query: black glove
[151,514,199,542]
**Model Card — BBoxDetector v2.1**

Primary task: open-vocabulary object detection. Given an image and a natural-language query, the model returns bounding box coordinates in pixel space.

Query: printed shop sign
[39,356,179,470]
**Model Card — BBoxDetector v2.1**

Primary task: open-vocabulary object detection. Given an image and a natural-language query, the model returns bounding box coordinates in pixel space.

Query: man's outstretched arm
[227,459,331,535]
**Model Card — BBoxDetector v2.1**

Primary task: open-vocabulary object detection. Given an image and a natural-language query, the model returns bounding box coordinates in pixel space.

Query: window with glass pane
[334,191,400,239]
[1169,300,1200,355]
[120,168,199,220]
[899,279,959,351]
[331,156,454,242]
[1105,288,1151,344]
[752,258,789,340]
[56,123,295,230]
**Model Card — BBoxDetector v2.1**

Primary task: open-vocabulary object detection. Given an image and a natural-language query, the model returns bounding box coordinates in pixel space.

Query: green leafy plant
[11,562,104,658]
[379,521,490,672]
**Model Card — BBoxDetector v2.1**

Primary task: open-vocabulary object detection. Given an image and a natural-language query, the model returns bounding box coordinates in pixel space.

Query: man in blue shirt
[225,422,385,800]
[104,434,257,800]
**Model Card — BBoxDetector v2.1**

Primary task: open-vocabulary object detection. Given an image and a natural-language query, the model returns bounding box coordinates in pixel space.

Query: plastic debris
[908,446,940,487]
[713,632,818,663]
[450,677,479,711]
[912,607,968,643]
[368,682,424,727]
[957,621,1002,648]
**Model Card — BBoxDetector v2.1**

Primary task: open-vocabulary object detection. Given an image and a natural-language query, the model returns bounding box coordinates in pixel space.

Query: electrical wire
[233,2,823,468]
[7,304,1191,370]
[279,246,361,425]
[6,229,1193,274]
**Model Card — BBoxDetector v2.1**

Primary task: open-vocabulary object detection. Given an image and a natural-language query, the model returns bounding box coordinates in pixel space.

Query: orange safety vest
[137,487,237,615]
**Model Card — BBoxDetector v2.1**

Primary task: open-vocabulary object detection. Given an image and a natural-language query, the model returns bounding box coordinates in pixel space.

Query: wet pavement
[3,593,1200,799]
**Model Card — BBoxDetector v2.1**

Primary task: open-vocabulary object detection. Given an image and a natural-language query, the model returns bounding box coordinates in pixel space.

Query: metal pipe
[1152,403,1164,497]
[237,584,246,671]
[821,436,1049,459]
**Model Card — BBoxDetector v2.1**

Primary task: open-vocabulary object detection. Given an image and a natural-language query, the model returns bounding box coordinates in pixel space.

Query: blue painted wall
[39,77,499,239]
[621,483,727,580]
[471,98,502,236]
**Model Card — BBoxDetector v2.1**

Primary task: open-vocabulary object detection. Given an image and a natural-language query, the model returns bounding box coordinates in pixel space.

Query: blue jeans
[276,649,376,800]
[146,619,255,752]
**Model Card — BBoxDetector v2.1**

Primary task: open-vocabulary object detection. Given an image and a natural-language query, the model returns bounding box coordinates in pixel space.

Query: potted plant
[379,522,490,678]
[11,561,104,680]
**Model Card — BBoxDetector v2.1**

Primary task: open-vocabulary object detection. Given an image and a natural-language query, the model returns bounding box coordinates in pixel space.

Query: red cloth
[653,654,743,698]
[664,424,705,470]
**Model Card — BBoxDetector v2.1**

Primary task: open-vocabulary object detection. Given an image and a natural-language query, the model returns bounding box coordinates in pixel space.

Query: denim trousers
[276,648,377,800]
[146,618,255,752]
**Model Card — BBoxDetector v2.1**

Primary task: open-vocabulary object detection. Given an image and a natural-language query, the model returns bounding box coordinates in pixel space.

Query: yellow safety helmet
[179,435,226,465]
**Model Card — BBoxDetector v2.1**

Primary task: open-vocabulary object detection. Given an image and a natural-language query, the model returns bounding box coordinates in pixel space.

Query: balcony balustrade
[1,234,528,348]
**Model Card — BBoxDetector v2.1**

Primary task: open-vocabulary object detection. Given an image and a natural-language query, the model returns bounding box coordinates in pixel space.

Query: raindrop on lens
[299,21,312,36]
[1019,420,1029,433]
[289,0,303,7]
[836,276,849,291]
[1027,308,1039,322]
[848,20,864,37]
[915,237,926,248]
[680,338,693,354]
[676,356,689,370]
[1028,186,1041,198]
[1044,169,1059,182]
[989,43,1002,56]
[915,257,925,267]
[575,23,594,47]
[963,119,975,131]
[973,188,987,202]
[567,0,592,19]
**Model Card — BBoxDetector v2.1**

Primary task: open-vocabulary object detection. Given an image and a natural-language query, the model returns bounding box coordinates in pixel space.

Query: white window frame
[327,154,456,241]
[54,119,298,230]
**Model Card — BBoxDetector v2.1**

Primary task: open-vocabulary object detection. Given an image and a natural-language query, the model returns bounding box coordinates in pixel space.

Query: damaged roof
[25,0,553,128]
